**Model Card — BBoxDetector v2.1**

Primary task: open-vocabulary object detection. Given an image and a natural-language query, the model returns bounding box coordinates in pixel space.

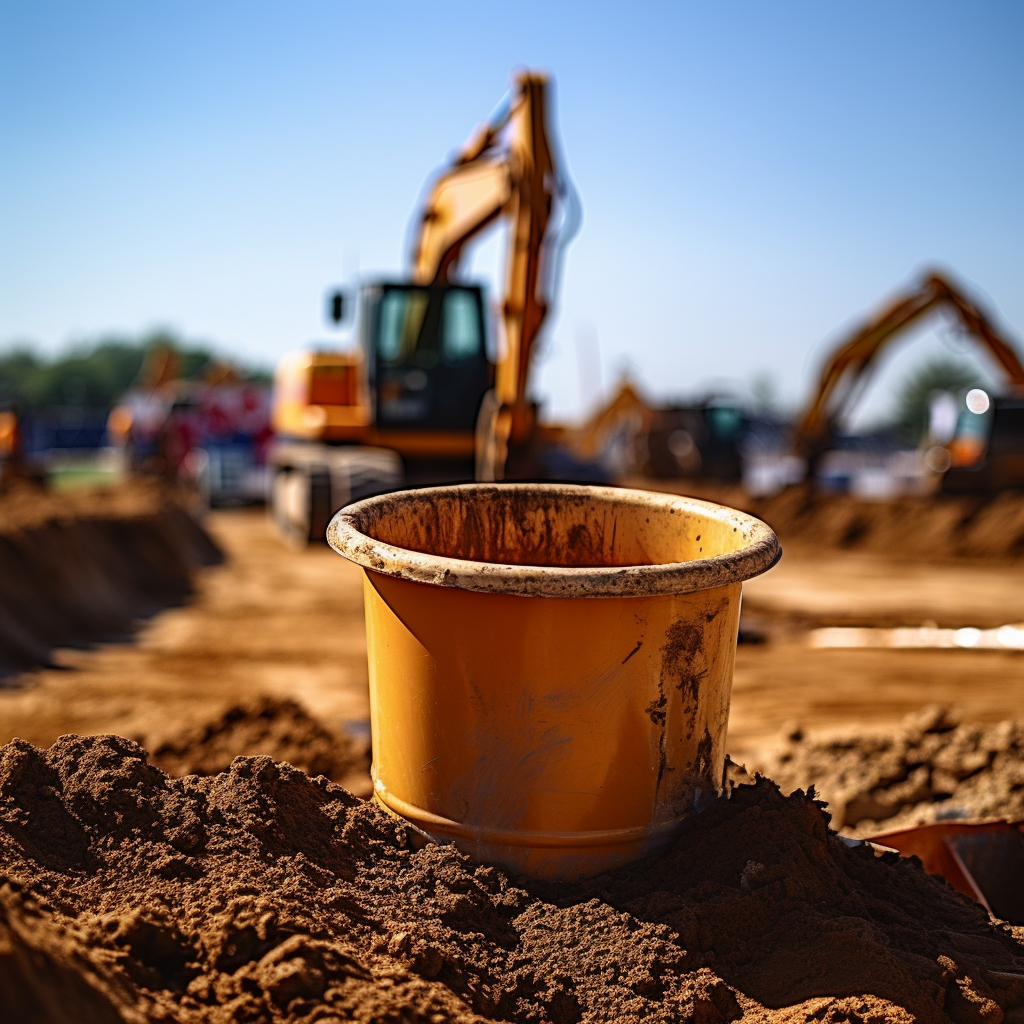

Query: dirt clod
[759,706,1024,833]
[1,734,1022,1022]
[150,696,371,794]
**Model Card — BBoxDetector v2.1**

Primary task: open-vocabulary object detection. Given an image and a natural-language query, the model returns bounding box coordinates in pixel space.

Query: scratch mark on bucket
[653,726,668,807]
[622,639,644,664]
[695,727,715,787]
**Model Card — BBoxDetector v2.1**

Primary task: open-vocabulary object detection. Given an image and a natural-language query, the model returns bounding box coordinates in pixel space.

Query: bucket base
[374,784,687,882]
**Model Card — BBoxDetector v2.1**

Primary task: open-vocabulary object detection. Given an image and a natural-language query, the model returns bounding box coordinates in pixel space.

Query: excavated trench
[638,482,1024,563]
[0,483,222,676]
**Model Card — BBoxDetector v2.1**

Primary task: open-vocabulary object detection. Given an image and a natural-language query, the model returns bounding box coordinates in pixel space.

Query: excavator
[792,271,1024,492]
[269,70,582,543]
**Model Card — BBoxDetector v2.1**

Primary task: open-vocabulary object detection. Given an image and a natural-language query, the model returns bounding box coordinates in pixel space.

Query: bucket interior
[354,486,753,569]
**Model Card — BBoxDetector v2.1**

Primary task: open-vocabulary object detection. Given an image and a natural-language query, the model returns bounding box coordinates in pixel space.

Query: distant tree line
[886,358,984,444]
[0,332,271,413]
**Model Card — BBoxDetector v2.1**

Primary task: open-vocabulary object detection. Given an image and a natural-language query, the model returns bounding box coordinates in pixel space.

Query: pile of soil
[758,706,1024,835]
[635,480,1024,562]
[150,697,371,796]
[0,482,222,676]
[749,487,1024,561]
[2,734,1023,1022]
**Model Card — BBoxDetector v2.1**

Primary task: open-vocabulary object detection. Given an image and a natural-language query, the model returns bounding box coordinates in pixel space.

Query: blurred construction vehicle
[0,409,28,489]
[570,378,782,487]
[109,346,272,505]
[794,272,1024,493]
[570,380,655,477]
[268,69,587,544]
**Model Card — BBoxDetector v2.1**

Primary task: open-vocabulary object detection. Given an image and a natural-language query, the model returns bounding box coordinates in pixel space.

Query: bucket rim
[327,482,781,598]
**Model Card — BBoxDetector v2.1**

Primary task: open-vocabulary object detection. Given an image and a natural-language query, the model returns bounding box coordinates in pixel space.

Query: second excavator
[269,70,583,543]
[792,271,1024,492]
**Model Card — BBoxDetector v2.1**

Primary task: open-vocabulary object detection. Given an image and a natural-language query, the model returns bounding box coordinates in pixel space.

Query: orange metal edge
[366,430,476,458]
[373,782,687,850]
[868,819,1024,913]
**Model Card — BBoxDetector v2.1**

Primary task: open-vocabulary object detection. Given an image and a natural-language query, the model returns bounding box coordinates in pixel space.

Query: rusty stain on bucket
[328,483,780,880]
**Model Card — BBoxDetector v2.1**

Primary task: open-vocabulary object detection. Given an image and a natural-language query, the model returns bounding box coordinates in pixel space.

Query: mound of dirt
[631,480,1024,562]
[0,482,221,676]
[150,696,371,796]
[757,706,1024,835]
[749,487,1024,561]
[1,734,1023,1022]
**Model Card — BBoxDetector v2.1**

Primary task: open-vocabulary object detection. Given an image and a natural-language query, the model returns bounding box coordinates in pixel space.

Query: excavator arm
[794,272,1024,464]
[410,71,574,478]
[412,161,510,287]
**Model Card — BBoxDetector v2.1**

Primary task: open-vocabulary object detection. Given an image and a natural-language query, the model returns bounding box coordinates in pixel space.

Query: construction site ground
[0,499,1020,772]
[3,485,1024,1020]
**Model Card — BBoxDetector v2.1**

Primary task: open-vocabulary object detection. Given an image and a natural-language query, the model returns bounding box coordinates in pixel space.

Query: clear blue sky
[2,1,1022,423]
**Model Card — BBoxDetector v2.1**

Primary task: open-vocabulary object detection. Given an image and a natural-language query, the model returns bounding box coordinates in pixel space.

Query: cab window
[377,289,430,366]
[440,289,483,363]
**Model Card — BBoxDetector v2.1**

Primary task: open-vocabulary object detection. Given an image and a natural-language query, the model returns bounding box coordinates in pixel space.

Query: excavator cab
[360,283,493,434]
[943,395,1024,493]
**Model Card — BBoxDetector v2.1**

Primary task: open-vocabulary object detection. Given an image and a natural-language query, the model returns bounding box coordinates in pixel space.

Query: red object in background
[869,820,1024,924]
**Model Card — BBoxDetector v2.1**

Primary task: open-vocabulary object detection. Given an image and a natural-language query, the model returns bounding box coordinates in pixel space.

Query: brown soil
[627,481,1024,563]
[3,734,1024,1023]
[150,696,371,798]
[0,508,373,758]
[750,486,1024,563]
[0,482,221,676]
[755,706,1024,837]
[1,488,1022,1019]
[1,499,1021,771]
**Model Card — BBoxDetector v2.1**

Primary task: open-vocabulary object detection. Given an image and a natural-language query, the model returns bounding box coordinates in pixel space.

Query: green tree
[887,358,984,443]
[0,332,265,413]
[27,340,147,409]
[0,346,43,409]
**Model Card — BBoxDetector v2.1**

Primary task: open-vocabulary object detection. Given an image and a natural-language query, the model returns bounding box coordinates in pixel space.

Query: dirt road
[0,507,1019,765]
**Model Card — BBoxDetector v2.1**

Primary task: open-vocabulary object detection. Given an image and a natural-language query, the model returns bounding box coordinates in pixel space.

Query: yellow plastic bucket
[328,483,780,880]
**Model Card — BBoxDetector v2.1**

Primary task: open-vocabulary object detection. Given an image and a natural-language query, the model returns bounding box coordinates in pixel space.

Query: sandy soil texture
[628,480,1024,564]
[149,696,372,798]
[2,734,1022,1023]
[727,549,1024,762]
[0,508,371,754]
[0,488,1023,1020]
[756,704,1024,835]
